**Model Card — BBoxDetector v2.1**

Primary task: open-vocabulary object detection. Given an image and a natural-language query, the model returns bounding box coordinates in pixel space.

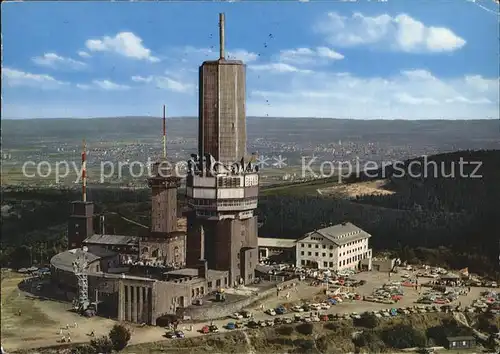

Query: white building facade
[295,222,372,271]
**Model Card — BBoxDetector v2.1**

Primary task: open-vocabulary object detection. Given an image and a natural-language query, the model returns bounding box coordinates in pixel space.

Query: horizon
[2,1,499,120]
[2,116,500,122]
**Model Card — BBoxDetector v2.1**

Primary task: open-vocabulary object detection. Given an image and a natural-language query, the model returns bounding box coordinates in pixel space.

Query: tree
[382,324,427,349]
[109,324,131,351]
[90,336,113,353]
[355,312,379,329]
[296,323,314,335]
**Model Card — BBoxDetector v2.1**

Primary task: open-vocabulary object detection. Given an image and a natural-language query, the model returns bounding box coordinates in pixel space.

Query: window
[329,246,333,250]
[308,244,311,248]
[323,262,328,268]
[315,245,319,249]
[216,279,221,286]
[322,245,326,249]
[301,260,305,265]
[322,253,326,257]
[329,262,334,267]
[208,281,212,288]
[315,252,318,256]
[330,253,333,258]
[301,251,304,256]
[301,243,304,248]
[308,252,311,256]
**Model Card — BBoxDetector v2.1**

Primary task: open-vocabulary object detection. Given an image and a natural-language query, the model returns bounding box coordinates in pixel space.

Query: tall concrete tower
[186,13,260,287]
[198,14,246,165]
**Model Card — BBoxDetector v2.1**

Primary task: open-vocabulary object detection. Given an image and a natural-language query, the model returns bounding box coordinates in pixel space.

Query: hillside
[14,313,495,354]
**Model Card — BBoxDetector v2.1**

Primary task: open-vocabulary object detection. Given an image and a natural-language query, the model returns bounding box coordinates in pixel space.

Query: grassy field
[0,273,56,340]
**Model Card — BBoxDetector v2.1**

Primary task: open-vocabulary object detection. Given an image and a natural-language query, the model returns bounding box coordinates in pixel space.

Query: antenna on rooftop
[82,139,87,202]
[219,13,225,59]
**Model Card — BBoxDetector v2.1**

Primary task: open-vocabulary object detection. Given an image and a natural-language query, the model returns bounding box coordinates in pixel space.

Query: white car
[292,306,304,312]
[230,312,243,320]
[310,303,321,310]
[265,309,276,316]
[320,303,331,310]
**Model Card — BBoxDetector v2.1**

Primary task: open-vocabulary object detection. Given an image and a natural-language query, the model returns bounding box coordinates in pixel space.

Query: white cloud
[315,12,466,53]
[279,47,344,65]
[93,80,130,90]
[32,53,87,70]
[247,69,498,119]
[226,49,259,62]
[131,75,153,83]
[76,84,92,90]
[249,63,312,73]
[178,46,259,63]
[85,32,160,62]
[131,75,193,93]
[76,80,130,91]
[78,51,91,58]
[2,67,68,89]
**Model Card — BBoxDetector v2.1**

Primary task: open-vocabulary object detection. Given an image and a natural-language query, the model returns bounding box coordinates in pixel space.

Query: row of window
[334,231,361,239]
[217,177,241,187]
[301,244,335,250]
[191,198,257,207]
[340,245,367,257]
[300,238,366,250]
[301,251,335,258]
[300,252,368,268]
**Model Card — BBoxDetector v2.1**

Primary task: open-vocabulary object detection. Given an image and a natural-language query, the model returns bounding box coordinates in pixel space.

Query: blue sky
[2,0,499,119]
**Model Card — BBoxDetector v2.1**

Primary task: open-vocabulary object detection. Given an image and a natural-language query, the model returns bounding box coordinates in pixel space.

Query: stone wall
[184,278,299,320]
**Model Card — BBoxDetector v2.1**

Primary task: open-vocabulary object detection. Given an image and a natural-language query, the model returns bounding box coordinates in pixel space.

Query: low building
[295,222,372,271]
[257,237,295,262]
[363,257,397,272]
[446,336,476,350]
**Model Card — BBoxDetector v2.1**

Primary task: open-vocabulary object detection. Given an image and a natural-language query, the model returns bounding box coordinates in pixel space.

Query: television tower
[185,13,260,287]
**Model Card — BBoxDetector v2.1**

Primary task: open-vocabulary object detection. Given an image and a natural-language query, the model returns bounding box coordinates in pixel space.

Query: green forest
[2,150,499,277]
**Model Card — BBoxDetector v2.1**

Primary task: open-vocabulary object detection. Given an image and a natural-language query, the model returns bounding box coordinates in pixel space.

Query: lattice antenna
[72,246,89,309]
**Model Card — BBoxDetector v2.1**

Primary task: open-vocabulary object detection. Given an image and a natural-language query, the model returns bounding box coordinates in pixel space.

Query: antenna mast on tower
[219,13,225,59]
[82,139,87,202]
[162,105,167,159]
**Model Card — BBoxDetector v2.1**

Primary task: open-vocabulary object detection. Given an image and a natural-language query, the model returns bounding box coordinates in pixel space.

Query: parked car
[241,310,252,318]
[225,322,236,330]
[265,309,276,316]
[165,331,177,339]
[247,321,259,329]
[175,330,185,338]
[209,325,219,333]
[230,312,243,320]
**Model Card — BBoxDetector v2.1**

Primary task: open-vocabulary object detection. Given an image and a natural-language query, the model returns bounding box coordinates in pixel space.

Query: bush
[355,313,379,329]
[324,322,339,331]
[296,323,314,335]
[109,324,131,351]
[353,330,386,352]
[381,324,426,349]
[74,344,98,354]
[90,336,113,353]
[276,325,294,336]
